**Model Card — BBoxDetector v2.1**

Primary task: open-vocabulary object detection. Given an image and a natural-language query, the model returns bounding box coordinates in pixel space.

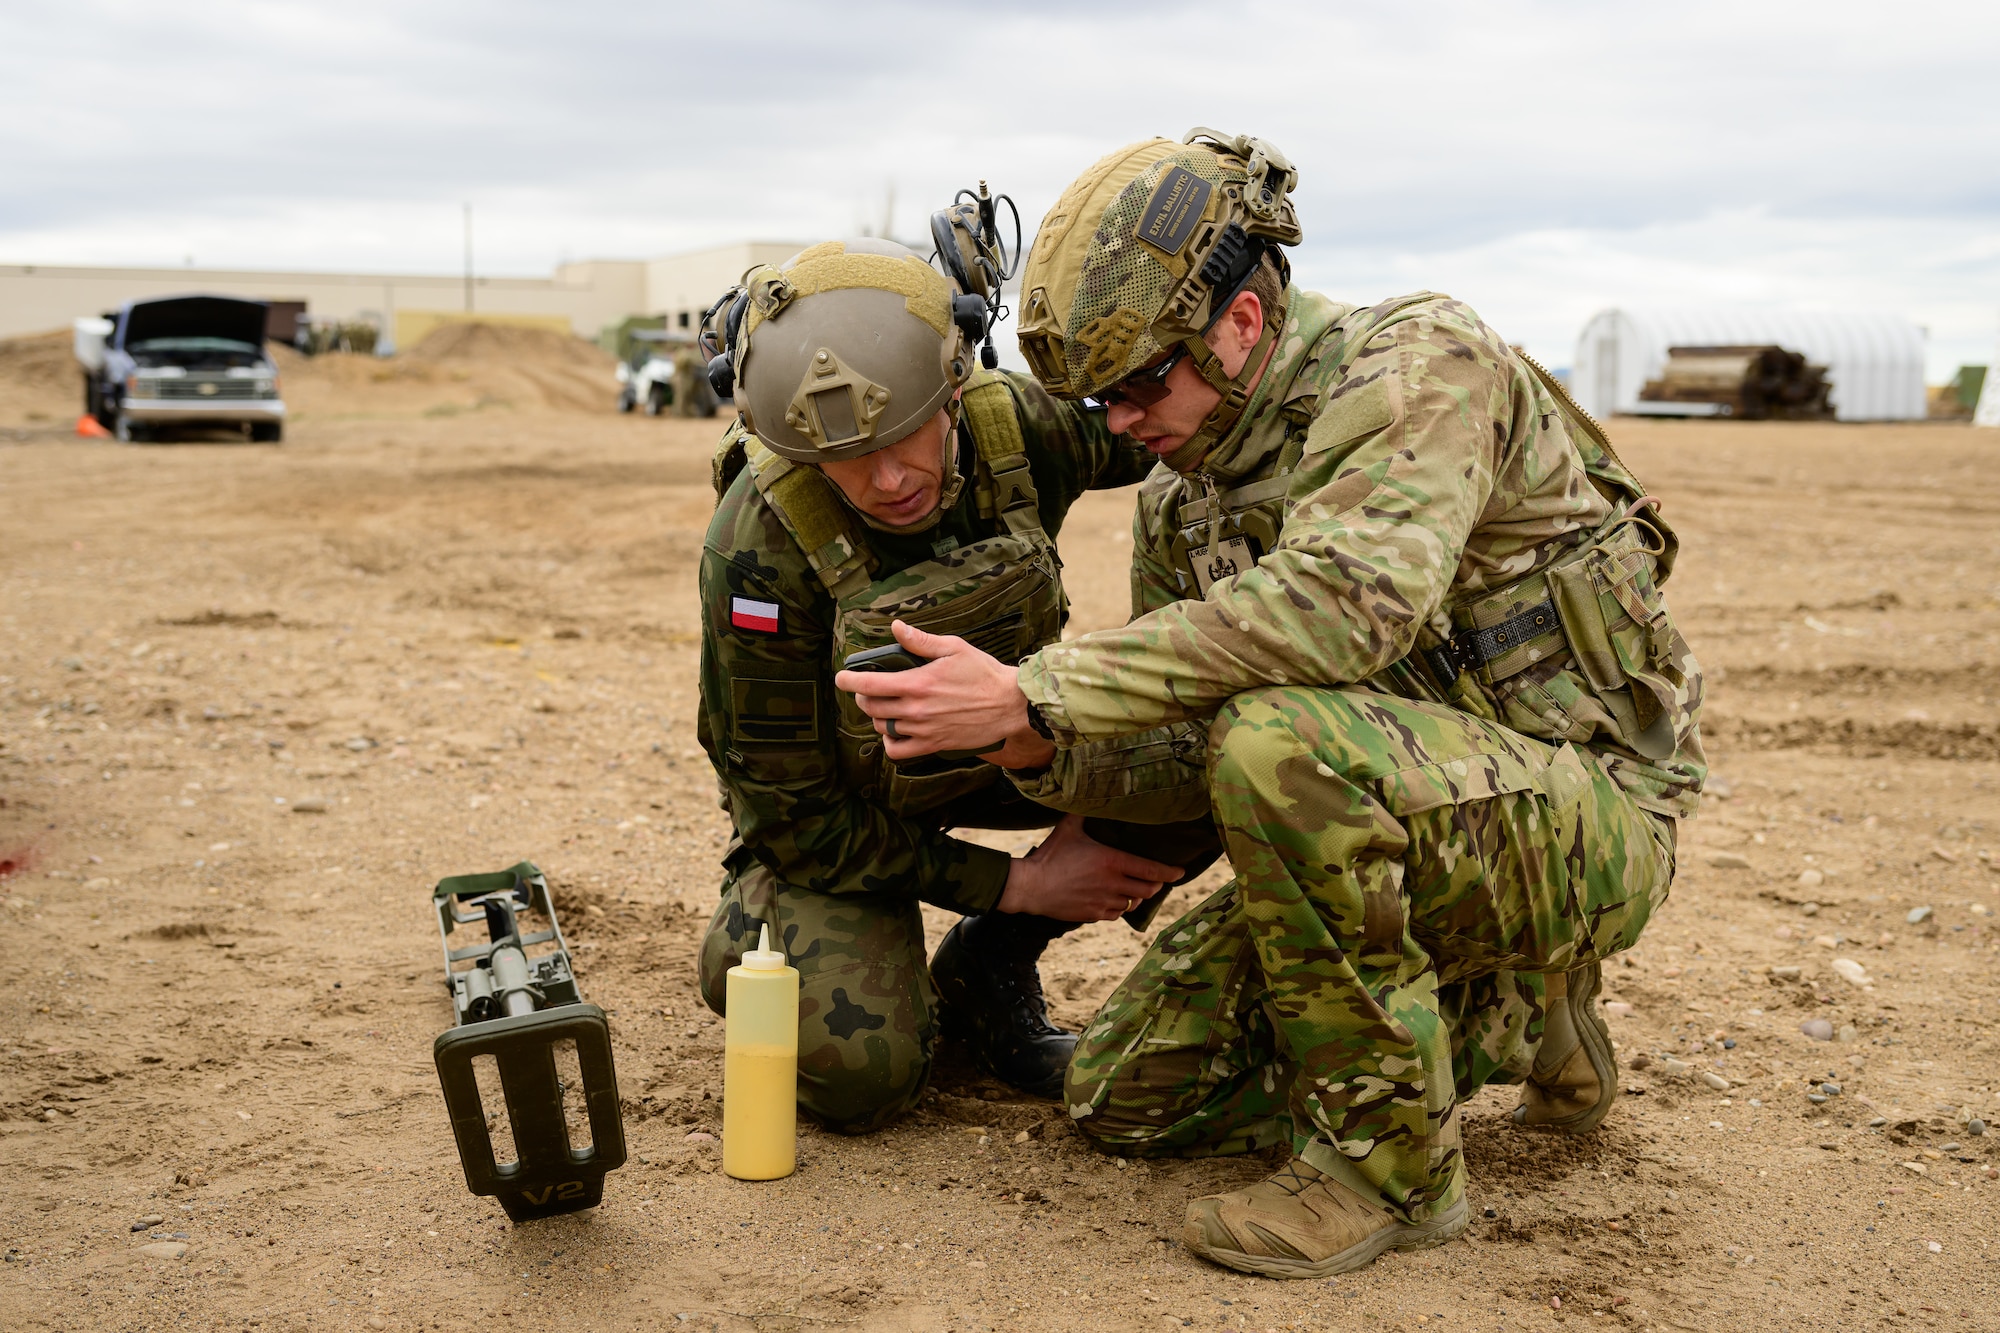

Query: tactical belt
[1423,599,1562,685]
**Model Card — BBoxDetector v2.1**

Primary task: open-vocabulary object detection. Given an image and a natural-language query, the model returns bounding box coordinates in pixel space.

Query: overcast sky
[4,0,1996,375]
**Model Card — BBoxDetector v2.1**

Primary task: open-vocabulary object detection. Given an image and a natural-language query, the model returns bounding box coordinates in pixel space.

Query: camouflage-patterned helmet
[734,238,974,464]
[1016,129,1301,403]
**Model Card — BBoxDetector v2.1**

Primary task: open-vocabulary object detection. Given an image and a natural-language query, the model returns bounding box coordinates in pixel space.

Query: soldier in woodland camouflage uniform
[694,238,1179,1135]
[836,131,1704,1277]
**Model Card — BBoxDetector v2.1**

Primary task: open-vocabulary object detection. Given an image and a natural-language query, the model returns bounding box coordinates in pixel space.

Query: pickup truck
[74,294,287,442]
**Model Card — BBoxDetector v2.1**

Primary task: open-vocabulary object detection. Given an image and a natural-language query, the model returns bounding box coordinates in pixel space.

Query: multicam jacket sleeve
[698,380,1144,914]
[1017,296,1611,744]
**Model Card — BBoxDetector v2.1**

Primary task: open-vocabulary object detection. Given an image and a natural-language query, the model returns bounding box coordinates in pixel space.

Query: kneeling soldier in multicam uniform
[836,132,1705,1275]
[696,237,1184,1134]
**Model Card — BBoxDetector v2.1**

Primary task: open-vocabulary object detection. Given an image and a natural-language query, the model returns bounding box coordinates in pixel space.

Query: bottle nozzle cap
[741,922,788,970]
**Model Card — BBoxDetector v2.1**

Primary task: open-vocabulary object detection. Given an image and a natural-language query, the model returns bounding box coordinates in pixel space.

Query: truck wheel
[251,422,283,443]
[617,386,636,413]
[644,384,669,416]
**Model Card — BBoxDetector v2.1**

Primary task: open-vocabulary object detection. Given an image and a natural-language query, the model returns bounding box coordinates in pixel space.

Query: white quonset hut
[1572,308,1926,422]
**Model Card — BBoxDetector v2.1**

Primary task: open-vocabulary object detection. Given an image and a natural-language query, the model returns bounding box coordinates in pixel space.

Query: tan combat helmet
[1015,129,1301,472]
[731,238,974,467]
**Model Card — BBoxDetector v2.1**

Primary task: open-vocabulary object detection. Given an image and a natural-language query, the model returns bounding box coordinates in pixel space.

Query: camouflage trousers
[699,857,940,1134]
[1064,686,1675,1223]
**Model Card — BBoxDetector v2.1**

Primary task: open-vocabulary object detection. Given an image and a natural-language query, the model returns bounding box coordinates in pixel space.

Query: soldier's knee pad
[801,1045,932,1135]
[1207,685,1300,748]
[1208,687,1323,796]
[1208,685,1388,789]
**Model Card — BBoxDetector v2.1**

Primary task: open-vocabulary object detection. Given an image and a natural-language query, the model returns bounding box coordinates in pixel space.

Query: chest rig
[744,370,1065,815]
[1157,323,1690,768]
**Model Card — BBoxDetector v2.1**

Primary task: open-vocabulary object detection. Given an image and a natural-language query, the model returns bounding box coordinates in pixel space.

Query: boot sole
[1514,963,1618,1135]
[1185,1196,1470,1280]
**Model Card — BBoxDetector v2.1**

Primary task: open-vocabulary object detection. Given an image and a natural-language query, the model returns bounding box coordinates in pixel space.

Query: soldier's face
[1102,291,1267,462]
[818,408,952,528]
[1102,353,1221,459]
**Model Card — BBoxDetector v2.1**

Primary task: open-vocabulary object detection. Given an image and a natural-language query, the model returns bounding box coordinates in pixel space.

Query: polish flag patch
[730,596,781,634]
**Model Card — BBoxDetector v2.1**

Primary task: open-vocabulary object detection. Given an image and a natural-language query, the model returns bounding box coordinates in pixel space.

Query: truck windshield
[131,338,262,356]
[129,338,266,369]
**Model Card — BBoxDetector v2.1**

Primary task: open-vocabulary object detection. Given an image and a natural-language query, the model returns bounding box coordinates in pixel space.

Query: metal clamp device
[431,861,626,1221]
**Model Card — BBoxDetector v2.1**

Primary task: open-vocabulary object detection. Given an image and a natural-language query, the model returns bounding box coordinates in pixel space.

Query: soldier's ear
[1225,291,1264,346]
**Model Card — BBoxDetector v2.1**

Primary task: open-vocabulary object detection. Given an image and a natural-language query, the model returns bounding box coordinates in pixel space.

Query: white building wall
[640,242,804,334]
[1572,308,1928,422]
[0,258,650,349]
[0,242,815,351]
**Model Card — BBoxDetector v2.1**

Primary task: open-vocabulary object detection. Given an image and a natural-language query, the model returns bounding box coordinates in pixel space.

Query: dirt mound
[273,322,620,417]
[405,320,612,371]
[0,329,74,395]
[0,329,80,426]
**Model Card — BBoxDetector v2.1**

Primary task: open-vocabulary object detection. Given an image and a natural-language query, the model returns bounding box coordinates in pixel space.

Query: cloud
[3,0,1996,372]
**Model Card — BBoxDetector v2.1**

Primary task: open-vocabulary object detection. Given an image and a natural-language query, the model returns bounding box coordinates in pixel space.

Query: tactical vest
[1158,332,1691,767]
[725,370,1066,815]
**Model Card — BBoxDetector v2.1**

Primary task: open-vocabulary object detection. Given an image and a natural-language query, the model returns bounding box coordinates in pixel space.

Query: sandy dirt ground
[2,327,1997,1333]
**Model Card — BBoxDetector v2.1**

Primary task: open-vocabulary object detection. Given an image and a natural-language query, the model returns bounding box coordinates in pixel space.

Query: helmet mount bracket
[784,347,890,453]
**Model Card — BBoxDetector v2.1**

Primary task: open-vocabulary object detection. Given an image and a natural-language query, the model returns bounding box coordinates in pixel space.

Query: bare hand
[996,814,1182,922]
[832,620,1050,765]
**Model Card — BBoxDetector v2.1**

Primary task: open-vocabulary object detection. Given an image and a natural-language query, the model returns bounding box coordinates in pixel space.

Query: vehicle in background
[74,295,286,443]
[614,329,717,418]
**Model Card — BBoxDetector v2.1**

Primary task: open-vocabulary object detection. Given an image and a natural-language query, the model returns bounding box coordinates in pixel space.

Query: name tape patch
[730,596,781,634]
[1137,166,1212,258]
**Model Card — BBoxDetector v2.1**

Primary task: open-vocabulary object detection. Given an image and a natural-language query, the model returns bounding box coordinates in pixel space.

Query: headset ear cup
[931,210,965,288]
[723,292,748,352]
[931,205,988,299]
[701,289,752,403]
[951,294,988,347]
[706,353,734,402]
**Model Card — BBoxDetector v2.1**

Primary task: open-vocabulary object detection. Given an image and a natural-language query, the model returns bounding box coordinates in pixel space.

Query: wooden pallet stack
[1639,345,1834,420]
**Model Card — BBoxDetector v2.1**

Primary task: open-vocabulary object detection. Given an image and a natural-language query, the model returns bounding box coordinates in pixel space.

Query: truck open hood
[120,295,270,348]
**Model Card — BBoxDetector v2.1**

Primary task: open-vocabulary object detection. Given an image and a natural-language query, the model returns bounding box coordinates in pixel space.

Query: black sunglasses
[1088,344,1187,410]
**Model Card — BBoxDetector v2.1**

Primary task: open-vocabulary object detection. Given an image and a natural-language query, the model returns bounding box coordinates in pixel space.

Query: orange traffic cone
[76,415,110,438]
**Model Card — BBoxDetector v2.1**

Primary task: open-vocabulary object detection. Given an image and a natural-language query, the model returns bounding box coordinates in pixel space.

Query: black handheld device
[838,643,1003,758]
[841,643,924,673]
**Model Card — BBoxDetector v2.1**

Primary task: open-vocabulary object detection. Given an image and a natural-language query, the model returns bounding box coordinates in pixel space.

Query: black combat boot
[929,911,1081,1099]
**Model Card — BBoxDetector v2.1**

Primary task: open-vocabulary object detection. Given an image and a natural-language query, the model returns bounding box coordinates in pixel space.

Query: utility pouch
[1548,560,1622,694]
[1546,538,1680,761]
[833,533,1065,814]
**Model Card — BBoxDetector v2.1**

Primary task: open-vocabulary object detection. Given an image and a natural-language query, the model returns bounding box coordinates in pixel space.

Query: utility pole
[463,203,474,313]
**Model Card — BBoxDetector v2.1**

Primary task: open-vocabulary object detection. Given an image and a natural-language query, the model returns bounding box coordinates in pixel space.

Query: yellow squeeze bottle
[723,924,799,1180]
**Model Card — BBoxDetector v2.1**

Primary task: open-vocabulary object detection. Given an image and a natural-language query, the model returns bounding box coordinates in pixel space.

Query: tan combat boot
[1511,962,1617,1133]
[1182,1158,1469,1279]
